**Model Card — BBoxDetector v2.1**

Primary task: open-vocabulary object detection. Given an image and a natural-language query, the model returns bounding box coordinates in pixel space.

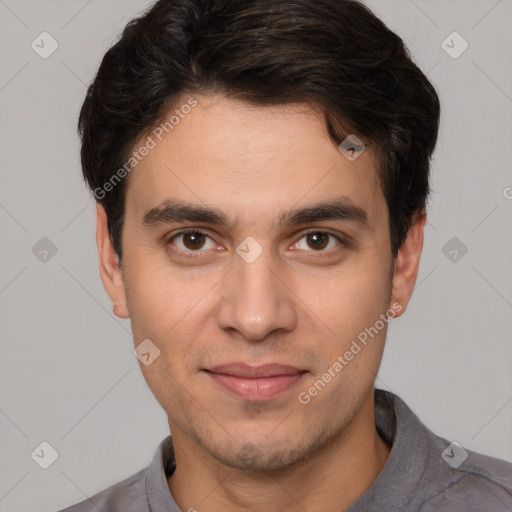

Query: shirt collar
[346,389,439,511]
[145,435,179,511]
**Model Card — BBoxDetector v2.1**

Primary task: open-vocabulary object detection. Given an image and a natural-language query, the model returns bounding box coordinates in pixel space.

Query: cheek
[124,256,225,400]
[304,258,392,344]
[137,355,194,421]
[296,267,390,410]
[124,251,217,339]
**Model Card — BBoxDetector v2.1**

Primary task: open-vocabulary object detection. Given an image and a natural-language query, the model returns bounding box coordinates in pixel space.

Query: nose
[215,248,298,341]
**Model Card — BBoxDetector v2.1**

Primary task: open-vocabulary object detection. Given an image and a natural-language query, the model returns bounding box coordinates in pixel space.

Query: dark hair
[78,0,440,259]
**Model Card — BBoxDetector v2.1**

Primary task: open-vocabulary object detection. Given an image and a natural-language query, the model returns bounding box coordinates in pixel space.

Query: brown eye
[182,232,206,250]
[293,231,343,253]
[306,232,329,250]
[169,231,216,252]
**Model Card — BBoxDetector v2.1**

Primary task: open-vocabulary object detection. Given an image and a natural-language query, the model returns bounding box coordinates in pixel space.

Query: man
[61,0,512,510]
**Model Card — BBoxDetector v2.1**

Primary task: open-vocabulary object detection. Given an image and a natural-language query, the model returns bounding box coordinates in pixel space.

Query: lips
[204,363,306,401]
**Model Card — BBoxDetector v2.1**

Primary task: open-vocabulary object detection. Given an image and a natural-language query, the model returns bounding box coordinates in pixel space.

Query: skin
[97,93,425,512]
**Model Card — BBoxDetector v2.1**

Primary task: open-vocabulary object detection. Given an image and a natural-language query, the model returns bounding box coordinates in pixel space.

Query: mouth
[203,363,307,401]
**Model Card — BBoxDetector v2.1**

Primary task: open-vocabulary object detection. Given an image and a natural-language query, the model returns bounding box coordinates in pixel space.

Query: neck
[167,391,390,512]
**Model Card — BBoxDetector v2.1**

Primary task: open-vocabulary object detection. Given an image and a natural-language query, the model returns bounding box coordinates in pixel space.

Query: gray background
[0,0,511,510]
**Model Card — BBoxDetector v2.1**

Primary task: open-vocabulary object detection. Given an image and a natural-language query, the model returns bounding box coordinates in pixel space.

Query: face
[98,93,423,471]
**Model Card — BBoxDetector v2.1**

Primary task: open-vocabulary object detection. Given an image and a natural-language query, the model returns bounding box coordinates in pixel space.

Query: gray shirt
[59,390,512,511]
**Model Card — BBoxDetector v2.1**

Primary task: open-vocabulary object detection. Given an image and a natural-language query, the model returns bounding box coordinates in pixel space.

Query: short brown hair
[78,0,440,259]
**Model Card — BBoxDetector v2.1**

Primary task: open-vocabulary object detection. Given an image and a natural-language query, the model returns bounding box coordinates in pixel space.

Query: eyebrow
[142,198,369,231]
[280,199,369,230]
[143,200,231,227]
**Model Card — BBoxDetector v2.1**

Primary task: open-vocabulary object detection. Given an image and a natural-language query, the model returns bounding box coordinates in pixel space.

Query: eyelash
[165,228,347,258]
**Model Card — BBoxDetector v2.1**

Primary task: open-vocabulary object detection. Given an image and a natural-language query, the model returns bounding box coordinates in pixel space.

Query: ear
[96,204,130,319]
[390,210,426,317]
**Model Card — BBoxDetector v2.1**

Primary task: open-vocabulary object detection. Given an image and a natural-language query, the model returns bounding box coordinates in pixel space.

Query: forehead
[125,94,385,230]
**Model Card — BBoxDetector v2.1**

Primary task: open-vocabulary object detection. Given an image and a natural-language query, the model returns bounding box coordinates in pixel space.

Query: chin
[210,442,308,471]
[194,428,333,472]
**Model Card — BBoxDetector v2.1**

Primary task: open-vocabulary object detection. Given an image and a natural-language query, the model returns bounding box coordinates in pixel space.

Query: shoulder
[420,440,512,511]
[374,391,512,511]
[57,468,148,512]
[56,435,175,512]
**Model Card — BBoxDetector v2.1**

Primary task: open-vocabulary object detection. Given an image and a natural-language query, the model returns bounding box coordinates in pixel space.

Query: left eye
[293,232,341,252]
[170,231,216,251]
